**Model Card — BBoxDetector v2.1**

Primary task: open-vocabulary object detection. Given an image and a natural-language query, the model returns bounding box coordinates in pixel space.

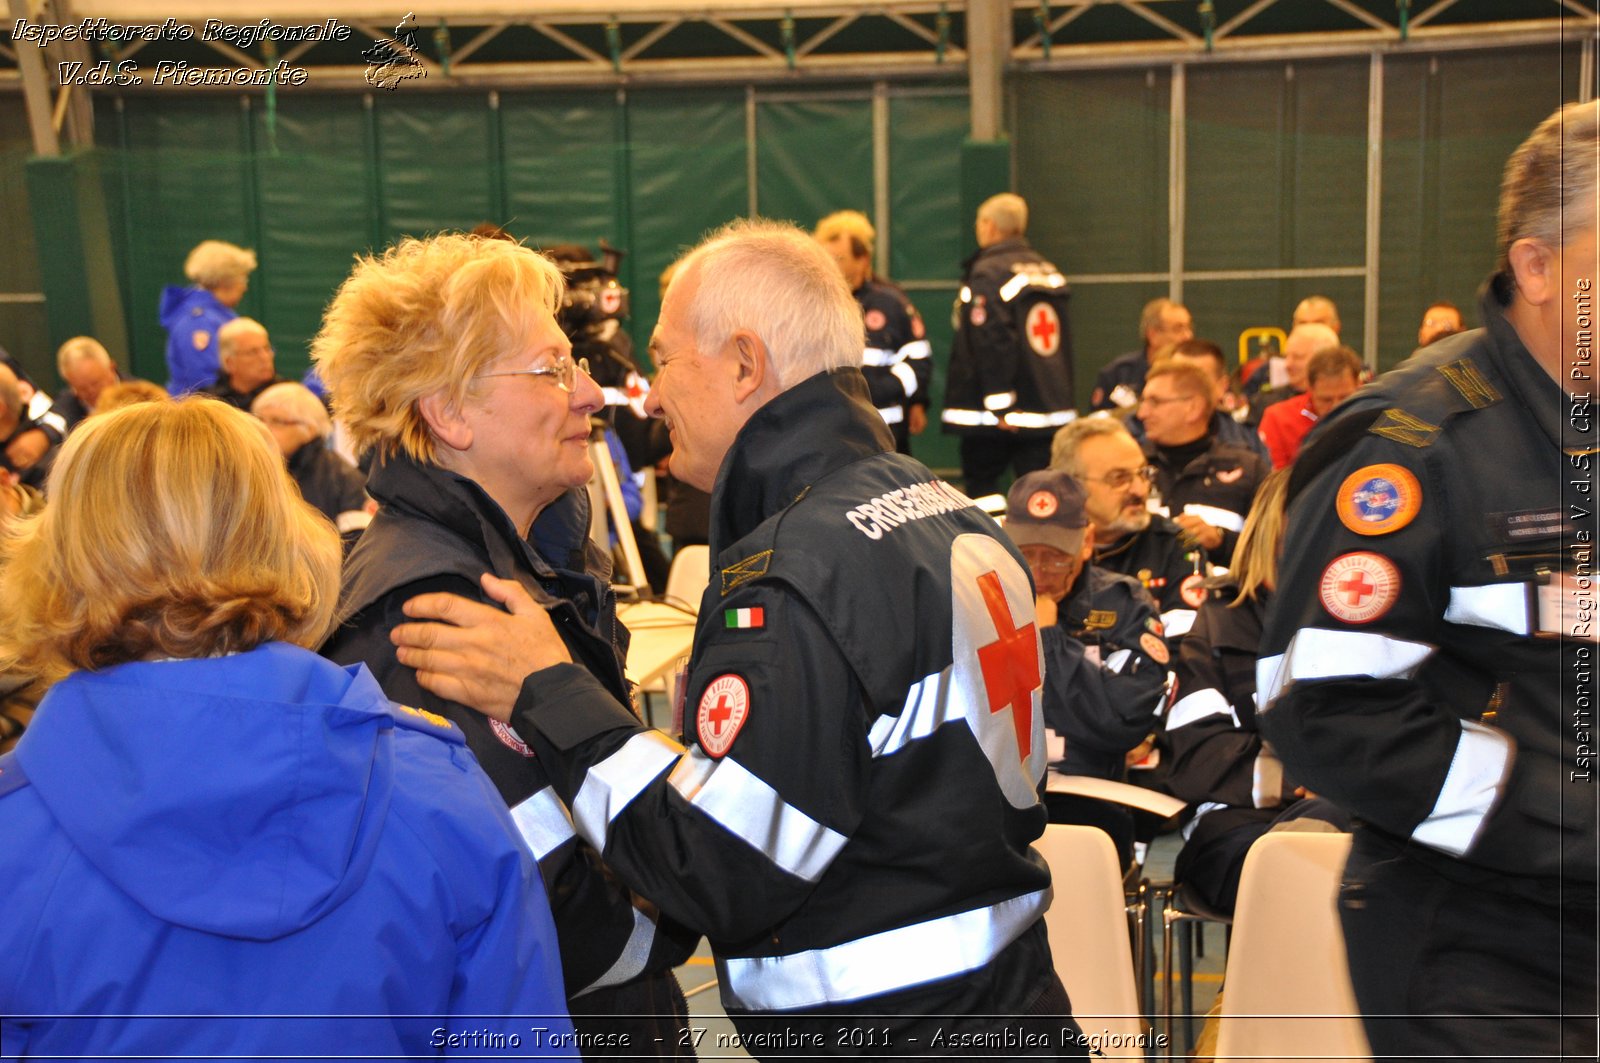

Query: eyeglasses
[1140,392,1198,407]
[478,356,591,393]
[1028,557,1081,575]
[1083,465,1156,490]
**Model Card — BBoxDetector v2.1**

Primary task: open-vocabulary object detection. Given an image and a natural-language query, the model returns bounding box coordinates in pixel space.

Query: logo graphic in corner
[1025,303,1061,356]
[1337,463,1422,536]
[696,674,750,758]
[363,12,427,90]
[490,718,535,758]
[1318,551,1401,625]
[1027,490,1057,519]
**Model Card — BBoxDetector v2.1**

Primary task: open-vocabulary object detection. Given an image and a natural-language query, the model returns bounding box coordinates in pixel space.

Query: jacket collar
[1481,271,1589,452]
[709,367,893,550]
[364,448,596,580]
[962,236,1031,273]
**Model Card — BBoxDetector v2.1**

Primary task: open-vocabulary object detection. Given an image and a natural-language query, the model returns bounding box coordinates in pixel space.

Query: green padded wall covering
[625,89,748,365]
[1015,66,1170,407]
[24,151,128,360]
[1378,44,1576,368]
[755,95,873,229]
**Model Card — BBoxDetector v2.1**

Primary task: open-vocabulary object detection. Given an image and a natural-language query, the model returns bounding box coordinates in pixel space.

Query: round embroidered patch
[1337,464,1422,536]
[490,718,535,758]
[1180,573,1207,609]
[1025,303,1061,356]
[1027,490,1058,518]
[1139,632,1170,665]
[864,308,887,332]
[696,673,750,758]
[1318,552,1401,625]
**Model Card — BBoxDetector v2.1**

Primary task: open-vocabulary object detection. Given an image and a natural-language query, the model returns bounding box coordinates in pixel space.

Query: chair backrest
[663,543,710,612]
[1036,824,1148,1058]
[1215,831,1371,1063]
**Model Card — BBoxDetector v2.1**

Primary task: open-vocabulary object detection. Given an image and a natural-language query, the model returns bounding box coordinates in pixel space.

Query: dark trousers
[1339,830,1598,1062]
[960,434,1053,500]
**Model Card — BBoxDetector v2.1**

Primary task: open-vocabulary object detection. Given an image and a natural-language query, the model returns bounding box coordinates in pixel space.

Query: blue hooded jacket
[0,642,577,1060]
[160,285,235,394]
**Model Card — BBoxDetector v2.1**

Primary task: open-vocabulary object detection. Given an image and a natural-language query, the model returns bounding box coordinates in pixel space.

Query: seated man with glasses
[1003,470,1168,868]
[1051,416,1204,640]
[1136,358,1268,564]
[202,317,285,411]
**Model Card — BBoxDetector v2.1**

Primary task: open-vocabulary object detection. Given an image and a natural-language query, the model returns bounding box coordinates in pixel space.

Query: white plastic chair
[663,543,710,613]
[1036,824,1149,1058]
[1214,831,1371,1063]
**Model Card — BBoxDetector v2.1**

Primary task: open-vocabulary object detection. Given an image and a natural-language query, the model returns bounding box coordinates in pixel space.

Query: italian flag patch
[724,606,765,630]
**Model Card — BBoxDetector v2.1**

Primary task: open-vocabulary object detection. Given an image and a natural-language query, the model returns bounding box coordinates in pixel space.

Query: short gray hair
[1051,414,1132,479]
[184,240,258,289]
[675,218,864,389]
[1139,298,1183,345]
[978,193,1028,237]
[252,381,332,439]
[1499,100,1600,272]
[218,317,269,363]
[56,336,114,378]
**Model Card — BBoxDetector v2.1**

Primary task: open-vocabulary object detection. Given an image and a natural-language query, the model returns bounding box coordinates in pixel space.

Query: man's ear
[1508,237,1556,307]
[1079,525,1096,562]
[418,388,472,453]
[729,330,773,404]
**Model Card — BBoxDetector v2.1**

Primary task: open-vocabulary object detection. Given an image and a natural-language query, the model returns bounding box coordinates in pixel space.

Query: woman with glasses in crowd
[314,232,697,1058]
[0,398,571,1057]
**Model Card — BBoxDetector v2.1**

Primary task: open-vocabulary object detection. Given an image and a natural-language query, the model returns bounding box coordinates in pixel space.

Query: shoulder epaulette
[1369,407,1444,448]
[391,703,461,741]
[1435,357,1502,409]
[721,549,773,595]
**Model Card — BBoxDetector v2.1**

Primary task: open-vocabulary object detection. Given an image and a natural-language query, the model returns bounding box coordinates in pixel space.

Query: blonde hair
[184,240,257,289]
[252,381,332,439]
[94,380,169,414]
[312,233,565,463]
[674,218,863,388]
[56,336,114,378]
[0,398,340,680]
[814,210,876,257]
[1230,467,1291,605]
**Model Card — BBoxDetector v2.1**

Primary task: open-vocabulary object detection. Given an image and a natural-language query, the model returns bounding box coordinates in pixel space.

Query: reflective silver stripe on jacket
[891,361,919,400]
[1444,582,1531,635]
[571,731,680,846]
[1159,608,1197,638]
[877,405,905,425]
[1410,719,1513,856]
[575,901,659,997]
[1255,627,1436,711]
[1165,686,1236,733]
[942,407,1076,429]
[716,888,1050,1011]
[983,390,1018,411]
[1251,748,1285,809]
[901,339,932,361]
[510,786,576,861]
[862,346,902,368]
[667,747,848,882]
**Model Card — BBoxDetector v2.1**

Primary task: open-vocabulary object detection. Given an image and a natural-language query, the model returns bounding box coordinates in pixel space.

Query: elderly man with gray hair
[51,337,124,432]
[391,217,1085,1056]
[942,193,1076,500]
[251,381,371,537]
[203,317,284,411]
[1259,100,1599,1060]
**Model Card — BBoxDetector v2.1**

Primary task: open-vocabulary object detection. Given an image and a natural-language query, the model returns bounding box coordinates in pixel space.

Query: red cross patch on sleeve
[696,673,750,758]
[1318,552,1401,625]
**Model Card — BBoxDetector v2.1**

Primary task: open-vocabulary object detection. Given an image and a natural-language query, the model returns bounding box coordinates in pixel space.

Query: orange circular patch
[1336,464,1422,537]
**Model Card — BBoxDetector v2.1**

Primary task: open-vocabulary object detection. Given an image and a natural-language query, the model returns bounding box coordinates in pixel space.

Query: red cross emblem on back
[975,569,1040,759]
[1025,304,1061,356]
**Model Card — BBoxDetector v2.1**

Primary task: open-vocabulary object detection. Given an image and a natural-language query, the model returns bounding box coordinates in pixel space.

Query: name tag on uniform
[1535,570,1600,643]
